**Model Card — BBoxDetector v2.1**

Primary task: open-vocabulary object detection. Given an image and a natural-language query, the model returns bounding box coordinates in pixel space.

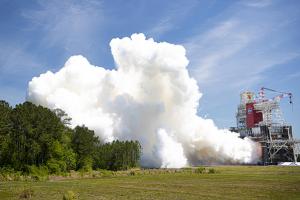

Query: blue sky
[0,0,299,138]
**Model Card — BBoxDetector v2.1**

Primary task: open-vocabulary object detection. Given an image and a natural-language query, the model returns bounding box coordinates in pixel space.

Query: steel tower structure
[231,87,300,164]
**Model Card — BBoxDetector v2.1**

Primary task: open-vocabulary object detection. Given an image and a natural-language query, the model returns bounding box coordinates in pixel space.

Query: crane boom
[260,87,293,104]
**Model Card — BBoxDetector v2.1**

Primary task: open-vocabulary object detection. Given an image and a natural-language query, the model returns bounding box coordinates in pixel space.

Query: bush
[98,169,113,177]
[129,170,136,176]
[19,188,34,199]
[82,165,92,172]
[208,168,217,174]
[195,167,206,174]
[0,167,15,174]
[47,159,67,174]
[194,167,217,174]
[13,171,23,181]
[79,157,93,172]
[63,149,76,170]
[26,165,48,181]
[63,190,76,200]
[0,167,15,181]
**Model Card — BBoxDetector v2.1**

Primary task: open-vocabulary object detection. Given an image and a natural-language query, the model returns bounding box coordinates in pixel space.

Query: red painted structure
[246,103,263,128]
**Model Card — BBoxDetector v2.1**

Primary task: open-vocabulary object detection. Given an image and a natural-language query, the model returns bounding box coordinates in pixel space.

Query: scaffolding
[232,88,300,164]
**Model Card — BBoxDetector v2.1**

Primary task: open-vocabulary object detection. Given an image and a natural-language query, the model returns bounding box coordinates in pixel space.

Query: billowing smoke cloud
[27,33,259,168]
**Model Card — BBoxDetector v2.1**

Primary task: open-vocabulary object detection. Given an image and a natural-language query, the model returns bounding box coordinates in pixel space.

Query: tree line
[0,100,141,173]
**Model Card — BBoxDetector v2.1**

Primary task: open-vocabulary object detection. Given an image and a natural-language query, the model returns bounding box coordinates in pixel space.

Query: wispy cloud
[183,1,300,92]
[147,18,174,38]
[22,0,104,53]
[146,0,198,38]
[0,42,42,105]
[285,70,300,80]
[242,0,273,8]
[0,0,105,105]
[184,18,255,83]
[0,42,41,75]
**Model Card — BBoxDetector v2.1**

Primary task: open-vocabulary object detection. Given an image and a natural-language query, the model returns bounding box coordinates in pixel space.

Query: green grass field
[0,166,300,200]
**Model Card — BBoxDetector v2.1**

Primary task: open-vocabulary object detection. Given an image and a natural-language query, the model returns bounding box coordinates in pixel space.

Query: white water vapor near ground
[27,33,259,168]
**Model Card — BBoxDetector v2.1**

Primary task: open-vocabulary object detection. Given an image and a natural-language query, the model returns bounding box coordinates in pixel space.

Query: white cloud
[27,34,260,167]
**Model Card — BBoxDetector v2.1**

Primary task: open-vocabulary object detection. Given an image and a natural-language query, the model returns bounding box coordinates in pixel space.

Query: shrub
[208,168,217,174]
[98,169,113,177]
[82,165,92,172]
[63,190,76,200]
[63,149,76,170]
[13,171,23,181]
[0,167,15,181]
[26,165,48,181]
[129,170,135,176]
[19,188,34,199]
[195,167,206,174]
[47,160,60,174]
[47,159,67,174]
[78,157,93,172]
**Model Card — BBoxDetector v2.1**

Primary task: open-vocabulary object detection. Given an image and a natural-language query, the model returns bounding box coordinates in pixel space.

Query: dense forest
[0,100,141,173]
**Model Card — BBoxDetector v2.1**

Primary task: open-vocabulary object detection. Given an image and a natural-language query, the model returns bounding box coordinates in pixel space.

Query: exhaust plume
[27,33,259,168]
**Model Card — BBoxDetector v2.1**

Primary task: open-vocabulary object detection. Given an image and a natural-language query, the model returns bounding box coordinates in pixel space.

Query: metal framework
[265,126,298,163]
[254,101,285,126]
[233,88,300,164]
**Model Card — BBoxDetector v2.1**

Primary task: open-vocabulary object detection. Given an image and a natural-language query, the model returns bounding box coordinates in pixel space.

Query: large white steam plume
[27,33,259,168]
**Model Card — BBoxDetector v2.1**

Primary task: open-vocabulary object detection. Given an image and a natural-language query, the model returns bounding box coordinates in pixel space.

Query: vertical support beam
[286,127,297,163]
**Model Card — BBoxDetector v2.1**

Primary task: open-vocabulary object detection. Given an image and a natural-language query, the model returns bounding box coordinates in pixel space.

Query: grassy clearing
[0,166,299,200]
